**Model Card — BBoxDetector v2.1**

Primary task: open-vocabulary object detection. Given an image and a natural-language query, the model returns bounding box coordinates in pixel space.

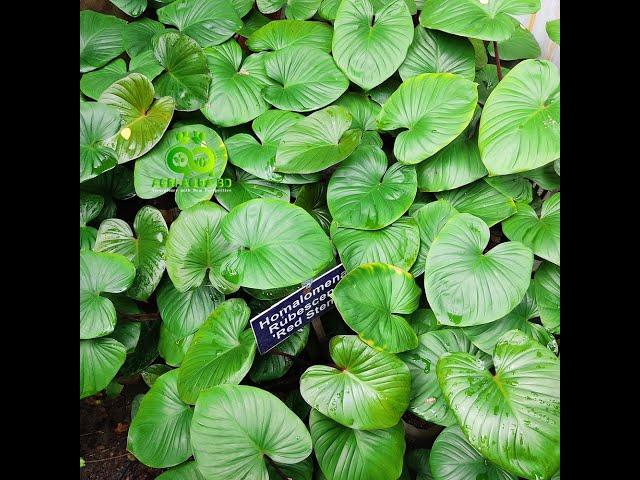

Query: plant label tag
[250,264,346,355]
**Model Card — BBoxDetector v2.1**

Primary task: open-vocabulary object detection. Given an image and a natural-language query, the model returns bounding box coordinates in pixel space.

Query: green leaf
[250,326,310,383]
[80,337,127,399]
[399,329,490,426]
[128,369,193,468]
[409,199,458,277]
[153,32,211,112]
[502,193,560,265]
[333,93,382,146]
[429,425,517,480]
[318,0,340,20]
[94,206,168,301]
[80,251,136,339]
[521,162,560,191]
[470,37,488,69]
[237,9,271,37]
[285,390,311,420]
[80,191,104,228]
[157,0,243,48]
[479,59,560,175]
[275,106,361,174]
[165,201,238,293]
[262,46,349,112]
[157,277,224,338]
[159,324,194,367]
[294,183,332,234]
[399,27,475,81]
[546,19,560,45]
[110,0,148,17]
[191,385,313,479]
[129,50,165,81]
[80,59,129,101]
[80,226,98,251]
[80,10,126,73]
[310,409,405,480]
[141,364,173,387]
[406,449,433,480]
[424,213,533,326]
[230,0,255,16]
[247,20,333,52]
[407,309,440,336]
[215,166,290,212]
[377,73,478,164]
[488,21,541,60]
[123,18,166,57]
[178,299,256,404]
[157,461,205,480]
[133,124,228,210]
[119,321,161,376]
[257,0,321,20]
[201,40,272,127]
[332,0,413,91]
[268,458,313,480]
[219,199,335,289]
[331,217,419,272]
[301,335,411,428]
[437,330,560,480]
[419,0,541,42]
[475,64,511,104]
[333,263,421,352]
[435,179,516,227]
[534,261,560,334]
[109,321,141,353]
[484,175,533,204]
[80,102,120,183]
[99,73,175,164]
[328,145,416,229]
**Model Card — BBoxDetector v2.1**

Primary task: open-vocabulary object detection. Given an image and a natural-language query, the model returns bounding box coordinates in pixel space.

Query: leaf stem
[266,455,290,480]
[493,41,503,80]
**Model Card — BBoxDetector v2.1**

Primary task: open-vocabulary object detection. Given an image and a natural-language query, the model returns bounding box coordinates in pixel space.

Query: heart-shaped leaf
[130,49,165,81]
[80,337,127,399]
[429,425,517,480]
[503,192,559,266]
[110,0,148,17]
[437,330,560,480]
[327,145,417,229]
[479,59,560,175]
[123,18,166,57]
[159,324,194,367]
[153,32,211,112]
[300,335,411,429]
[247,19,333,52]
[216,166,290,211]
[219,199,335,289]
[546,19,560,45]
[80,10,126,72]
[333,0,413,91]
[424,213,533,326]
[99,73,175,163]
[201,40,272,126]
[80,102,121,183]
[333,93,383,146]
[262,46,349,112]
[333,263,421,352]
[178,299,256,404]
[399,27,475,81]
[80,59,129,101]
[310,409,405,480]
[419,0,541,42]
[257,0,321,20]
[128,369,193,468]
[377,73,478,164]
[157,0,242,48]
[488,21,541,60]
[484,175,533,204]
[294,183,332,234]
[399,329,490,426]
[533,261,560,334]
[191,385,313,479]
[165,201,238,293]
[331,217,420,272]
[156,461,205,480]
[80,251,136,339]
[275,106,361,174]
[250,325,310,383]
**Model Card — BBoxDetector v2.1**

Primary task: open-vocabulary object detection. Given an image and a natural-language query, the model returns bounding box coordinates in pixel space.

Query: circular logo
[189,146,216,174]
[166,146,193,174]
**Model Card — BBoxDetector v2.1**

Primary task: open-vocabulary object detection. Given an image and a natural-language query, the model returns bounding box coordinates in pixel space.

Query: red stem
[493,41,503,80]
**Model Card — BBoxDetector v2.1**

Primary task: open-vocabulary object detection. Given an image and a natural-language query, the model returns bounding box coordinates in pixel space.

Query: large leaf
[247,20,333,52]
[157,0,242,48]
[219,199,335,289]
[546,19,560,45]
[110,0,148,17]
[327,145,417,229]
[502,193,559,265]
[484,174,533,204]
[127,369,193,468]
[333,263,421,352]
[377,73,478,164]
[153,32,211,111]
[165,202,238,293]
[424,213,533,326]
[237,9,271,37]
[332,0,413,90]
[429,425,517,480]
[333,93,382,146]
[275,106,361,174]
[310,409,405,480]
[80,192,104,250]
[159,323,194,367]
[250,325,310,383]
[533,261,560,334]
[157,461,205,480]
[521,163,560,191]
[294,183,332,234]
[419,0,541,42]
[399,329,490,426]
[437,330,560,479]
[300,335,411,429]
[201,40,272,127]
[94,206,168,301]
[80,251,136,339]
[178,299,256,404]
[487,21,541,60]
[257,0,321,20]
[331,217,420,272]
[80,102,120,183]
[399,27,475,81]
[99,73,175,163]
[215,166,290,211]
[80,10,126,72]
[80,59,129,101]
[476,64,511,104]
[479,59,560,175]
[129,49,165,81]
[190,385,313,479]
[80,337,127,399]
[123,18,166,57]
[262,46,349,112]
